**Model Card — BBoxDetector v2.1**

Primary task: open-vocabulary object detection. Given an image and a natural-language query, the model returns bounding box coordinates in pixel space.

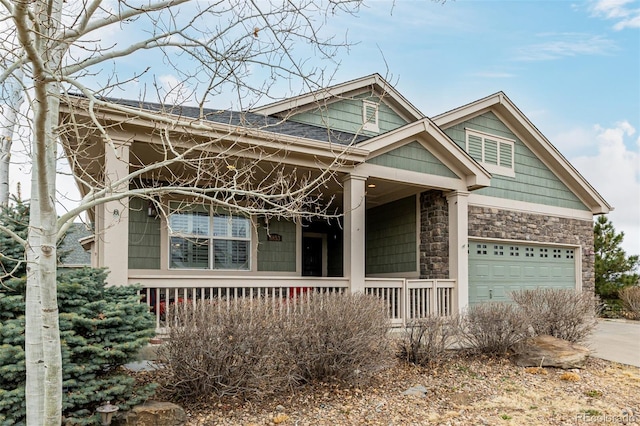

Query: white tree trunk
[23,0,64,423]
[0,68,24,207]
[26,73,63,426]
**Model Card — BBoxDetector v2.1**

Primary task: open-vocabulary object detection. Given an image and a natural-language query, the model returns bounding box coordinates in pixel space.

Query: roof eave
[250,73,425,121]
[433,92,612,215]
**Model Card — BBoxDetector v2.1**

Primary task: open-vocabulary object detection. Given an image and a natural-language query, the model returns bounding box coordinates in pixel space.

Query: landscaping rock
[402,385,428,397]
[114,400,187,426]
[513,335,590,369]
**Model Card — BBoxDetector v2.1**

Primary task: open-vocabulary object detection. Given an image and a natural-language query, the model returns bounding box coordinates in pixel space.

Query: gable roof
[357,118,492,191]
[432,92,612,215]
[251,74,424,122]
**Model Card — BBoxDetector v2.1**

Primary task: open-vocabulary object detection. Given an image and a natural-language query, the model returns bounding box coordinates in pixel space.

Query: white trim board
[468,194,594,220]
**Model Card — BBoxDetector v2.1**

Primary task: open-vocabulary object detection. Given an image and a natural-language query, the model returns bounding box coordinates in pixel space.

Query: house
[59,74,611,326]
[58,222,92,269]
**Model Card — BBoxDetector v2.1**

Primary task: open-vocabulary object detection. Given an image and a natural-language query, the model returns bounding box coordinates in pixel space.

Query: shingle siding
[444,112,589,211]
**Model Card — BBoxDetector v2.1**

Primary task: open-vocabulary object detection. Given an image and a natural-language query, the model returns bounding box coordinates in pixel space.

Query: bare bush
[159,300,298,401]
[159,292,393,401]
[397,315,461,365]
[460,303,528,355]
[287,292,393,384]
[511,288,600,343]
[619,286,640,319]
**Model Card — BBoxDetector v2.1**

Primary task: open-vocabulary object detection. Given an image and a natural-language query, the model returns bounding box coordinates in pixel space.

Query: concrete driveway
[588,319,640,367]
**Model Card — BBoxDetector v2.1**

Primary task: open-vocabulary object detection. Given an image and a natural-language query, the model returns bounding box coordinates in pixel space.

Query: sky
[6,0,640,255]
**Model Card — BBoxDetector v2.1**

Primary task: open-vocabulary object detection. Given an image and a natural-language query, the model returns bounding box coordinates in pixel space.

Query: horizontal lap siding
[367,141,459,178]
[444,112,589,211]
[257,219,296,272]
[288,94,408,137]
[366,196,417,274]
[128,197,161,269]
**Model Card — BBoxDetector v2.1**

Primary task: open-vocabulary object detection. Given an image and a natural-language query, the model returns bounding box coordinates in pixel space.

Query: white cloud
[589,0,640,30]
[570,121,640,255]
[514,33,617,61]
[156,74,194,106]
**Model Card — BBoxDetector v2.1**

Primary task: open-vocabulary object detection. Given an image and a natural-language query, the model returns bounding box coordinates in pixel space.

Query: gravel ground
[148,354,640,426]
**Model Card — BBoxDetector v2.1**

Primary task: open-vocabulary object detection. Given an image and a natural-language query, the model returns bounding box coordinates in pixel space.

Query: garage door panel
[469,241,576,305]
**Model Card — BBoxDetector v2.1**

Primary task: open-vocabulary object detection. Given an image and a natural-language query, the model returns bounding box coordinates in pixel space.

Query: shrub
[159,299,298,401]
[510,288,600,343]
[397,315,460,365]
[159,292,392,401]
[0,268,157,426]
[619,286,640,319]
[460,303,527,355]
[287,292,392,384]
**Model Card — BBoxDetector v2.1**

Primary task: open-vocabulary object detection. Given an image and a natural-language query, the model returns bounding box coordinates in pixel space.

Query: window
[465,129,515,177]
[362,100,379,133]
[168,204,250,270]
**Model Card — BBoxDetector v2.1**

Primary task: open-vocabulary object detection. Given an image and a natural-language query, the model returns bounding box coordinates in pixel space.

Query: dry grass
[150,354,639,426]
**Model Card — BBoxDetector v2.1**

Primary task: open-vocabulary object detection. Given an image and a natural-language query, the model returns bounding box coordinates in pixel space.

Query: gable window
[168,204,250,270]
[362,100,379,133]
[465,129,515,177]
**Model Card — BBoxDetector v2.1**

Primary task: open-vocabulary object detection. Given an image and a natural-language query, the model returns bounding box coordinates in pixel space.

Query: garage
[468,240,578,305]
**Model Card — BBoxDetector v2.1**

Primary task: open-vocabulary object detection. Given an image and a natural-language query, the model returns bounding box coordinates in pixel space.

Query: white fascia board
[251,74,424,121]
[431,93,502,128]
[353,163,467,191]
[469,193,595,220]
[494,97,612,214]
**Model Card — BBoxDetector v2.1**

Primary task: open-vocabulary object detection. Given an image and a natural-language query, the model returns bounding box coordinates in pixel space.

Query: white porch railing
[138,277,456,332]
[365,278,456,327]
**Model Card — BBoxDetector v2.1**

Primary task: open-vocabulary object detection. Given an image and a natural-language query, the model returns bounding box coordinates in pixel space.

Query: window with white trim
[168,204,250,270]
[362,100,379,133]
[465,129,515,177]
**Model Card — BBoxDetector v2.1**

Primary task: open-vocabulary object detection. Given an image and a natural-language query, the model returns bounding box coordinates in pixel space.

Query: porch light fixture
[147,195,161,217]
[367,183,376,188]
[96,401,119,426]
[147,201,156,217]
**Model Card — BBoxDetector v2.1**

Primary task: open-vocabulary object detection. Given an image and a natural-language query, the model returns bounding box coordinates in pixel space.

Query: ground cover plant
[0,268,156,425]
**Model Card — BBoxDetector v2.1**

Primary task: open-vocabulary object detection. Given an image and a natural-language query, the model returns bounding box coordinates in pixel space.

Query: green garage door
[469,241,577,305]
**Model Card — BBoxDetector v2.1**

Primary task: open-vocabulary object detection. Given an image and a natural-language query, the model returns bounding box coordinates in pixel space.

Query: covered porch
[59,99,491,330]
[137,276,456,331]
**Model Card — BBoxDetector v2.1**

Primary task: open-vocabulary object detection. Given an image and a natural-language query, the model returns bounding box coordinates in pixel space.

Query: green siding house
[59,74,611,325]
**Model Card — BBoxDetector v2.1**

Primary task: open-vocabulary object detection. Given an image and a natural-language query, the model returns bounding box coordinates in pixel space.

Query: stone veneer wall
[419,191,449,279]
[419,195,595,292]
[468,206,595,292]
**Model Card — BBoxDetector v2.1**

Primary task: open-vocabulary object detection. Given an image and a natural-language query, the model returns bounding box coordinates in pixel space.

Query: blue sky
[8,0,639,255]
[316,0,639,255]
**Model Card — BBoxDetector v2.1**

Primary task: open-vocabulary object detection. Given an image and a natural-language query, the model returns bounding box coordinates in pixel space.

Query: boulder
[114,401,187,426]
[513,335,590,369]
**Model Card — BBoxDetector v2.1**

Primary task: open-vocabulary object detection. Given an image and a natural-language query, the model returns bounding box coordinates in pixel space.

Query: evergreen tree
[0,198,29,280]
[0,269,157,425]
[594,215,640,299]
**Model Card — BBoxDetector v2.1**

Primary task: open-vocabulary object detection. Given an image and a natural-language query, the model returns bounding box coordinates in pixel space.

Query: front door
[302,236,323,276]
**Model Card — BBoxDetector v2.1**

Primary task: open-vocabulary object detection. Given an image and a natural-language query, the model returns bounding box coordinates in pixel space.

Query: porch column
[343,174,367,294]
[97,137,130,286]
[446,190,469,312]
